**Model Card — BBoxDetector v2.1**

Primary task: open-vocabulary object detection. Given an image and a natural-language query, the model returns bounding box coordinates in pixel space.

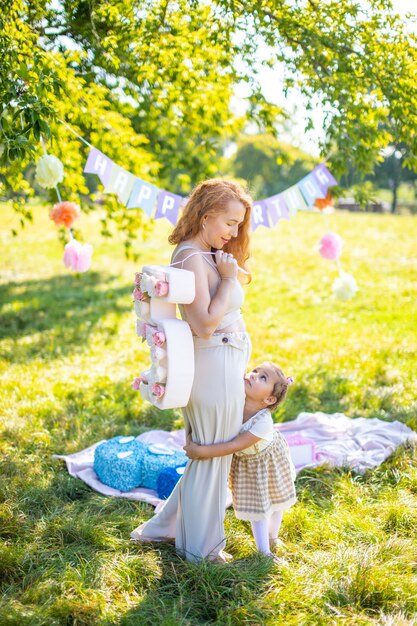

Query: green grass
[1,200,417,625]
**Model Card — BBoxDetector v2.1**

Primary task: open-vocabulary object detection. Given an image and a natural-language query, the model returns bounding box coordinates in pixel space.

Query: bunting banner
[82,145,338,230]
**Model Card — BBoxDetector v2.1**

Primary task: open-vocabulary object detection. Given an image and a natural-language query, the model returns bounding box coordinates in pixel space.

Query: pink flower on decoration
[155,280,169,297]
[151,383,165,398]
[133,286,149,301]
[319,232,344,261]
[152,331,166,347]
[132,373,148,390]
[134,272,143,286]
[63,239,93,272]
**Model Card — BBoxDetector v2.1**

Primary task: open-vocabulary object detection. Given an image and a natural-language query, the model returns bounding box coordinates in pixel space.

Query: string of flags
[34,121,357,299]
[82,144,338,231]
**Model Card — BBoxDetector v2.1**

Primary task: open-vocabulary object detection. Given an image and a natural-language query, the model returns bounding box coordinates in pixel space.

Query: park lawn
[1,200,417,625]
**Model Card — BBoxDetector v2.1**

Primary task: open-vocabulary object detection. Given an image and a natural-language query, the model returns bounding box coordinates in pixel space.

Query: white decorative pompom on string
[35,154,64,189]
[332,271,357,301]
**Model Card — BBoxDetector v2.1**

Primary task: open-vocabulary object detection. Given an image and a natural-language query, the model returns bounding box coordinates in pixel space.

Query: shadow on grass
[276,369,414,426]
[118,546,276,625]
[275,374,351,423]
[295,464,351,512]
[45,381,182,454]
[0,272,131,363]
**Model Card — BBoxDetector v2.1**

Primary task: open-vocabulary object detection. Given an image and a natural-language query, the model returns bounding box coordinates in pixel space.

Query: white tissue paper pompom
[35,154,64,189]
[332,271,357,300]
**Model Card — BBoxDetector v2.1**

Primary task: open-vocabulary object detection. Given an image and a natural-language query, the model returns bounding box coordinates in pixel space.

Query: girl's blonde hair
[268,363,292,411]
[168,179,253,283]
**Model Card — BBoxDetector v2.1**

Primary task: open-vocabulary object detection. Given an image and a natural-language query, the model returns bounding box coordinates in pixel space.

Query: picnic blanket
[53,412,416,508]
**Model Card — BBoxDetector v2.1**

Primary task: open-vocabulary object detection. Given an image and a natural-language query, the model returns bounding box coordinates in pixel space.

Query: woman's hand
[184,440,206,460]
[215,250,238,280]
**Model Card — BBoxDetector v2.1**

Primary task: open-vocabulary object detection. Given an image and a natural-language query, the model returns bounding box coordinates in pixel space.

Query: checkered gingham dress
[230,430,297,521]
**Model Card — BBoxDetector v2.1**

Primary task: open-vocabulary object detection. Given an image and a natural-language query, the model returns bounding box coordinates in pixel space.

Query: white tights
[250,511,283,555]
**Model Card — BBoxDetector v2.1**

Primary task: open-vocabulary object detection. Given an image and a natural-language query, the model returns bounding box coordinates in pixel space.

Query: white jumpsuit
[131,245,251,561]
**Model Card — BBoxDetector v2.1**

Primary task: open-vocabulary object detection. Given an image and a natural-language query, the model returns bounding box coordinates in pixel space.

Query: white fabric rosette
[134,300,151,319]
[147,364,168,385]
[140,273,157,297]
[150,345,168,363]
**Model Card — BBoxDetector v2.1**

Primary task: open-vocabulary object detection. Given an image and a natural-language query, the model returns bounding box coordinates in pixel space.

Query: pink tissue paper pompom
[319,232,344,261]
[152,331,166,347]
[155,280,169,297]
[151,383,165,398]
[63,239,93,273]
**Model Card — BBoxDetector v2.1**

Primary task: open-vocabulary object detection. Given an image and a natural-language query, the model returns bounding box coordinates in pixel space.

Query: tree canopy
[226,134,316,199]
[1,0,416,246]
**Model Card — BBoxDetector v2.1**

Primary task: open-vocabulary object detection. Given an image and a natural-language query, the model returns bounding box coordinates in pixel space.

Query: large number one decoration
[132,265,196,409]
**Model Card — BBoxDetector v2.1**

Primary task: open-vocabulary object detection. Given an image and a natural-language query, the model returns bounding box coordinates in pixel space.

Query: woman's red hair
[168,179,253,283]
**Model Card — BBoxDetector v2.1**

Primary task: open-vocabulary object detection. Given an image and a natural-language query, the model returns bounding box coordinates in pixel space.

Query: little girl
[184,361,296,559]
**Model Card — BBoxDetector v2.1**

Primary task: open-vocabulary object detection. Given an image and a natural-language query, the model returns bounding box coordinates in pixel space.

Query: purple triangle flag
[312,164,338,195]
[154,191,183,225]
[251,200,270,232]
[84,147,113,186]
[264,193,289,225]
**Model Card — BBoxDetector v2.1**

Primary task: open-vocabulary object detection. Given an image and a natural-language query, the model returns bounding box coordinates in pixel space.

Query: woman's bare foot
[130,530,175,545]
[209,550,233,564]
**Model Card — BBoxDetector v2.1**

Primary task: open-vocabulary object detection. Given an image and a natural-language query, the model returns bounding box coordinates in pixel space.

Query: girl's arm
[184,431,261,460]
[176,251,238,339]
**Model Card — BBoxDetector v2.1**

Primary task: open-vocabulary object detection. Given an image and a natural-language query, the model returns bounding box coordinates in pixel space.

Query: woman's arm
[177,250,238,339]
[184,431,261,460]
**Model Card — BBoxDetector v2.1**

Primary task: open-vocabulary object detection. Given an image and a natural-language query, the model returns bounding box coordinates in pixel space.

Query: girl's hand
[215,250,238,280]
[184,441,205,460]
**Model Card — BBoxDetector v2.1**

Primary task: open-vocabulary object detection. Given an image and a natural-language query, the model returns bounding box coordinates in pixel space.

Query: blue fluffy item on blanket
[142,447,188,490]
[94,437,188,493]
[94,436,147,492]
[156,464,187,499]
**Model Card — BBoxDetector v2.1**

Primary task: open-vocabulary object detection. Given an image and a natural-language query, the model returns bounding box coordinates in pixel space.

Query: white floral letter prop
[132,265,195,409]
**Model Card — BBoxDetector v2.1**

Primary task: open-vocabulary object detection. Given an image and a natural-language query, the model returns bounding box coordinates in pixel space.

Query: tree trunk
[390,154,401,214]
[391,182,398,214]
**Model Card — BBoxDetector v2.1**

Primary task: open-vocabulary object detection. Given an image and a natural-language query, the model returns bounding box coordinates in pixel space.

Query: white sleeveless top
[171,244,244,332]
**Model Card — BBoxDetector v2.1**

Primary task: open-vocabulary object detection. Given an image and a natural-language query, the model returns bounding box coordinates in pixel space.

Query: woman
[131,179,253,562]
